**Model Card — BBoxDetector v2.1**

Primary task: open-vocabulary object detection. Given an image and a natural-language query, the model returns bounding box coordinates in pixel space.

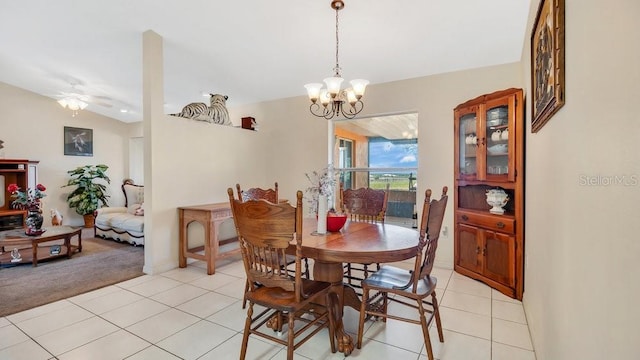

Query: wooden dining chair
[227,188,337,360]
[356,187,448,360]
[236,182,278,203]
[236,183,307,309]
[339,183,390,288]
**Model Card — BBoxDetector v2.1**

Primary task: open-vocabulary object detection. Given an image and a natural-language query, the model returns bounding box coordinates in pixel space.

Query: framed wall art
[64,126,93,156]
[531,0,565,133]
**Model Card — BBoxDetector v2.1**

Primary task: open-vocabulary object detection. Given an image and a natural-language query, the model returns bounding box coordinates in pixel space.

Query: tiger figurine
[170,94,231,125]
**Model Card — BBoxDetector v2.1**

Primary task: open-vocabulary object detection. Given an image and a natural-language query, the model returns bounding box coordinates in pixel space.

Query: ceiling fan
[54,83,114,116]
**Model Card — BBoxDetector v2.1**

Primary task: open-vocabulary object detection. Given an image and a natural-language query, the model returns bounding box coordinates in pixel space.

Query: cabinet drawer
[456,211,515,234]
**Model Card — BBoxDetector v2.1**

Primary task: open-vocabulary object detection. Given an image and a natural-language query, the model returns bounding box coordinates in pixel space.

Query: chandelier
[305,0,368,120]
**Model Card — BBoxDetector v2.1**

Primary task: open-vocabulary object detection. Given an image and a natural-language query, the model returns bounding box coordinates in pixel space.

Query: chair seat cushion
[246,278,331,311]
[362,265,437,296]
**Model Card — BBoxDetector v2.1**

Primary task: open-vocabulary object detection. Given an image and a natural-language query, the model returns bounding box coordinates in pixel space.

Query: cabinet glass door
[485,104,510,180]
[458,112,478,179]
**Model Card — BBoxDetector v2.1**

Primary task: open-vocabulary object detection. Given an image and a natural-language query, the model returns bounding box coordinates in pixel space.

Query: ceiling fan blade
[94,100,113,108]
[92,95,112,101]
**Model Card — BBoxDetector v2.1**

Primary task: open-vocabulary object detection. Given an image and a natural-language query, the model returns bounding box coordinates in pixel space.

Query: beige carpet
[0,234,144,317]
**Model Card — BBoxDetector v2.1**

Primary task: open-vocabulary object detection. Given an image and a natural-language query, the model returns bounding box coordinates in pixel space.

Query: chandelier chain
[334,7,340,76]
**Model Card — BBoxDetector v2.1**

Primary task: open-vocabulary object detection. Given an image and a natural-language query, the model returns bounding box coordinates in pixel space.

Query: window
[368,137,418,191]
[338,138,353,189]
[333,113,418,221]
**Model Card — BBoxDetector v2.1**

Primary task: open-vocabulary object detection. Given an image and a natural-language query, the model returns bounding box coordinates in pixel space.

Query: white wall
[142,31,267,274]
[0,82,134,226]
[522,1,640,359]
[142,29,520,273]
[229,63,522,269]
[128,137,144,184]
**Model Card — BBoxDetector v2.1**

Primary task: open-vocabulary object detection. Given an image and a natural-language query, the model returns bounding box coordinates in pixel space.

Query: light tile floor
[0,255,536,360]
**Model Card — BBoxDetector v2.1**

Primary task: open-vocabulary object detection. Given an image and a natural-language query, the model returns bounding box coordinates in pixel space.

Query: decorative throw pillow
[135,203,144,216]
[127,203,141,215]
[123,184,144,207]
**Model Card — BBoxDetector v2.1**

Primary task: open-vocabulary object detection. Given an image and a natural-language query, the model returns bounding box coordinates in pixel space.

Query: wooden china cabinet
[453,88,524,300]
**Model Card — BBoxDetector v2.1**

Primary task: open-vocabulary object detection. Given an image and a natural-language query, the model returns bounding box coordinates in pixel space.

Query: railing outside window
[336,167,417,219]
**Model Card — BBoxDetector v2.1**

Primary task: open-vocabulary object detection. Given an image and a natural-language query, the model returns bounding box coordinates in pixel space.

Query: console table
[178,202,238,275]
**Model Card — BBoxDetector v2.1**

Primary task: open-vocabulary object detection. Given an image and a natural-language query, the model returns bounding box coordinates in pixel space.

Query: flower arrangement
[7,183,47,211]
[304,164,337,213]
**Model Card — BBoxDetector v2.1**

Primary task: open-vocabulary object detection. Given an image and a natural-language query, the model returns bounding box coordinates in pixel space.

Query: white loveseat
[94,180,144,246]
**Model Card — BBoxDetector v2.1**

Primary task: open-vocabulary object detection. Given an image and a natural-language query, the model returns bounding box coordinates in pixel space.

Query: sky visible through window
[369,140,418,171]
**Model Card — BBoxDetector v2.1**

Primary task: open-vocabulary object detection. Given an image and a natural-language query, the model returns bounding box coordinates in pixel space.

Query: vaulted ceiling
[0,0,531,123]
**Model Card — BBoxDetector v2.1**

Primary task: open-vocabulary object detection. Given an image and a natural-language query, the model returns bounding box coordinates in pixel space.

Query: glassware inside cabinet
[459,113,477,176]
[485,105,509,176]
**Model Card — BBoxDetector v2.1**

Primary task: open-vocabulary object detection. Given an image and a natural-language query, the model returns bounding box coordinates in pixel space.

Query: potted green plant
[62,164,111,227]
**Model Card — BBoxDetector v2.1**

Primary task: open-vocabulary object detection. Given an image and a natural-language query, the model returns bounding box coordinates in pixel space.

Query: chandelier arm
[324,103,335,119]
[332,100,343,120]
[340,100,364,119]
[310,103,335,120]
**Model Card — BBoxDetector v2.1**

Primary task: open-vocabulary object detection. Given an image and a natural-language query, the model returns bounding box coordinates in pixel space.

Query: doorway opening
[333,113,418,227]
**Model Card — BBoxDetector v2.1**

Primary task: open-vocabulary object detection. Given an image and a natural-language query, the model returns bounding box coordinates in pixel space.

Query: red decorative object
[326,214,347,232]
[241,117,255,130]
[7,183,47,211]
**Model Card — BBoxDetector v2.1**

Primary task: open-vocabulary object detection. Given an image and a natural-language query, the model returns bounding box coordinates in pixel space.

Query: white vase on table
[316,194,328,234]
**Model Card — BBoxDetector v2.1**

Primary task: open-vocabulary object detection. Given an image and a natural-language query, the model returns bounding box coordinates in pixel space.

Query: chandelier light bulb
[323,76,344,98]
[320,89,331,107]
[350,79,369,99]
[346,89,357,106]
[305,83,323,103]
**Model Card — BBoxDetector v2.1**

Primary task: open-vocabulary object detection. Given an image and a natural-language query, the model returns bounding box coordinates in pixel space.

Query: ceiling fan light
[67,101,80,111]
[62,98,88,111]
[57,99,69,108]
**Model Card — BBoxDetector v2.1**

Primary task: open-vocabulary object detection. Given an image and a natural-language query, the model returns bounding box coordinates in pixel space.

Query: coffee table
[0,226,82,267]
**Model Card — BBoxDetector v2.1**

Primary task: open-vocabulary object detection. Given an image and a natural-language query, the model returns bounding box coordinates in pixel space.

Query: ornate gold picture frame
[531,0,565,133]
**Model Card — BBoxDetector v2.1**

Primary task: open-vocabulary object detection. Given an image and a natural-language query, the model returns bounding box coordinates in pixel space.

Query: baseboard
[143,258,177,275]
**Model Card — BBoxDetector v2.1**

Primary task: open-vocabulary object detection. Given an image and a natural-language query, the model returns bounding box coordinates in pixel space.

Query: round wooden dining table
[298,217,420,355]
